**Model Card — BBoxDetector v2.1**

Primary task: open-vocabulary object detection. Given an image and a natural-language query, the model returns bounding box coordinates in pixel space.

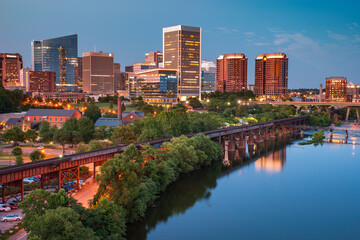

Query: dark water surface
[127,132,360,240]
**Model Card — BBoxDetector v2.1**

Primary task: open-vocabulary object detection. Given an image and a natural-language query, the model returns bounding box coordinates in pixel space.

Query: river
[127,127,360,240]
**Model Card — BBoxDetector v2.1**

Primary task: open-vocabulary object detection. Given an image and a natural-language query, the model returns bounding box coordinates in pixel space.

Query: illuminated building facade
[255,53,288,100]
[125,66,133,72]
[325,77,347,102]
[201,60,216,92]
[133,62,157,73]
[216,54,247,93]
[74,57,83,92]
[0,53,23,87]
[163,25,201,100]
[114,63,121,91]
[346,82,360,102]
[145,51,163,67]
[82,52,114,94]
[31,34,78,91]
[128,69,178,106]
[20,67,31,91]
[29,71,56,92]
[31,41,42,71]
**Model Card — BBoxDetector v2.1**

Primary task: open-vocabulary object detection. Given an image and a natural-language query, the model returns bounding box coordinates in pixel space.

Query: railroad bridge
[0,115,309,203]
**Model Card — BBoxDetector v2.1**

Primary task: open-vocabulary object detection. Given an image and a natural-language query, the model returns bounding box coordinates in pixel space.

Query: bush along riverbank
[93,134,222,223]
[299,130,325,146]
[18,134,222,239]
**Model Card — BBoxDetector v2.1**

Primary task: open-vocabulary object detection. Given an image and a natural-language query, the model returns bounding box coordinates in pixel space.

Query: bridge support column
[330,129,333,139]
[2,184,5,204]
[228,140,236,152]
[270,129,276,139]
[20,180,24,202]
[223,140,230,165]
[40,175,45,189]
[264,131,270,141]
[345,130,348,139]
[325,107,331,118]
[356,108,360,124]
[237,138,246,149]
[247,135,255,145]
[301,129,304,137]
[255,133,263,143]
[346,107,351,122]
[277,128,283,137]
[58,170,62,191]
[93,162,96,178]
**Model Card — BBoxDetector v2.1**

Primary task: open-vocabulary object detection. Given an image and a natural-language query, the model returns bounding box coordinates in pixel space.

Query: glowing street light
[238,100,241,104]
[227,102,230,105]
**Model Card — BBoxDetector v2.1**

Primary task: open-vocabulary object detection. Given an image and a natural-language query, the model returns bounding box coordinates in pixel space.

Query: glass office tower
[31,34,78,91]
[163,25,201,101]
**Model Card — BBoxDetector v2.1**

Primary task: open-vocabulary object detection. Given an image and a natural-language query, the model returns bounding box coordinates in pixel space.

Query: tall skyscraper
[163,25,201,100]
[216,54,247,93]
[201,60,216,92]
[255,53,288,99]
[29,71,56,92]
[114,63,121,91]
[82,52,114,94]
[0,53,23,87]
[31,41,42,71]
[325,77,347,102]
[31,34,78,91]
[20,67,31,91]
[74,57,83,92]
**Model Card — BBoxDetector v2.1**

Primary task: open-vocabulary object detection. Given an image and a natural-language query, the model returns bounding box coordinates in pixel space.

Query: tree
[110,125,136,145]
[84,199,126,239]
[54,128,81,154]
[188,97,202,108]
[138,117,163,141]
[109,103,113,110]
[12,146,22,156]
[2,126,25,144]
[39,121,54,143]
[158,108,191,137]
[30,150,45,162]
[85,103,101,123]
[77,117,95,143]
[62,118,78,132]
[25,129,37,143]
[27,207,98,240]
[15,155,23,165]
[94,125,108,140]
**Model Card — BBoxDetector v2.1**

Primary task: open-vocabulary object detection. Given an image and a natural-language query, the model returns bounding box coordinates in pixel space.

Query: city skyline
[1,0,360,88]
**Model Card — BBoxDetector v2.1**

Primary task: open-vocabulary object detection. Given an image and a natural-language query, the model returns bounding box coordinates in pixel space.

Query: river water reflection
[127,132,360,240]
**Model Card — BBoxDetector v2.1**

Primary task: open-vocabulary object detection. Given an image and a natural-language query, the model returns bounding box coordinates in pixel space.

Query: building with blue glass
[128,69,178,107]
[31,34,78,91]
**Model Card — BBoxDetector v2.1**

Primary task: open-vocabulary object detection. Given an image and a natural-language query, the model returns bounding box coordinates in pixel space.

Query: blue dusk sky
[1,0,360,88]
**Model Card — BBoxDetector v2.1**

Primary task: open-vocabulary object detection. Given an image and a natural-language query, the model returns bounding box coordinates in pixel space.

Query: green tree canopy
[12,146,22,156]
[77,117,95,143]
[85,103,101,123]
[2,126,25,143]
[110,125,136,145]
[25,129,37,143]
[30,149,45,162]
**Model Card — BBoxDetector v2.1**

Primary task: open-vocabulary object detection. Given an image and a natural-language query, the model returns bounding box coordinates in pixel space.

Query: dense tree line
[19,189,125,240]
[93,134,222,227]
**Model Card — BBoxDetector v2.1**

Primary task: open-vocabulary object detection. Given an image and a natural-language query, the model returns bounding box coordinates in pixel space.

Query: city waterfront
[127,132,360,240]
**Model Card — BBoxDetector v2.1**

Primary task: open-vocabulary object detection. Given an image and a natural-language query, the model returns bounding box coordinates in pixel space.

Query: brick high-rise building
[163,25,201,100]
[0,53,23,87]
[325,77,347,102]
[82,52,114,94]
[29,71,56,92]
[74,57,83,92]
[255,53,288,100]
[114,63,121,91]
[145,51,163,67]
[216,54,247,93]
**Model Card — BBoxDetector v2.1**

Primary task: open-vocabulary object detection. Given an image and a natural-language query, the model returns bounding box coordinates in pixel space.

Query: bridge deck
[0,115,309,184]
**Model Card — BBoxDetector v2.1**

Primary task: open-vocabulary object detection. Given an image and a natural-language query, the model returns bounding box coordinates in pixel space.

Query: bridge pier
[345,130,348,139]
[228,139,236,152]
[330,129,333,139]
[301,129,304,138]
[255,133,263,143]
[264,131,270,141]
[346,107,351,122]
[247,135,255,145]
[223,140,230,165]
[356,108,360,124]
[237,138,246,149]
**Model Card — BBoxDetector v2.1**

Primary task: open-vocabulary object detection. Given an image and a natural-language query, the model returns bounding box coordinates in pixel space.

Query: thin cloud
[217,27,231,34]
[244,32,254,36]
[254,42,270,46]
[327,31,348,41]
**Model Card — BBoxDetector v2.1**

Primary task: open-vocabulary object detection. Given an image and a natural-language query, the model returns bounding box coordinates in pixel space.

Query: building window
[33,117,36,121]
[60,117,63,122]
[50,117,52,121]
[28,117,30,121]
[55,117,58,122]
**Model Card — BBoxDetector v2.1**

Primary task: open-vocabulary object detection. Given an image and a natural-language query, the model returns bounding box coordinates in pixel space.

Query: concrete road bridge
[0,115,309,203]
[253,101,360,122]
